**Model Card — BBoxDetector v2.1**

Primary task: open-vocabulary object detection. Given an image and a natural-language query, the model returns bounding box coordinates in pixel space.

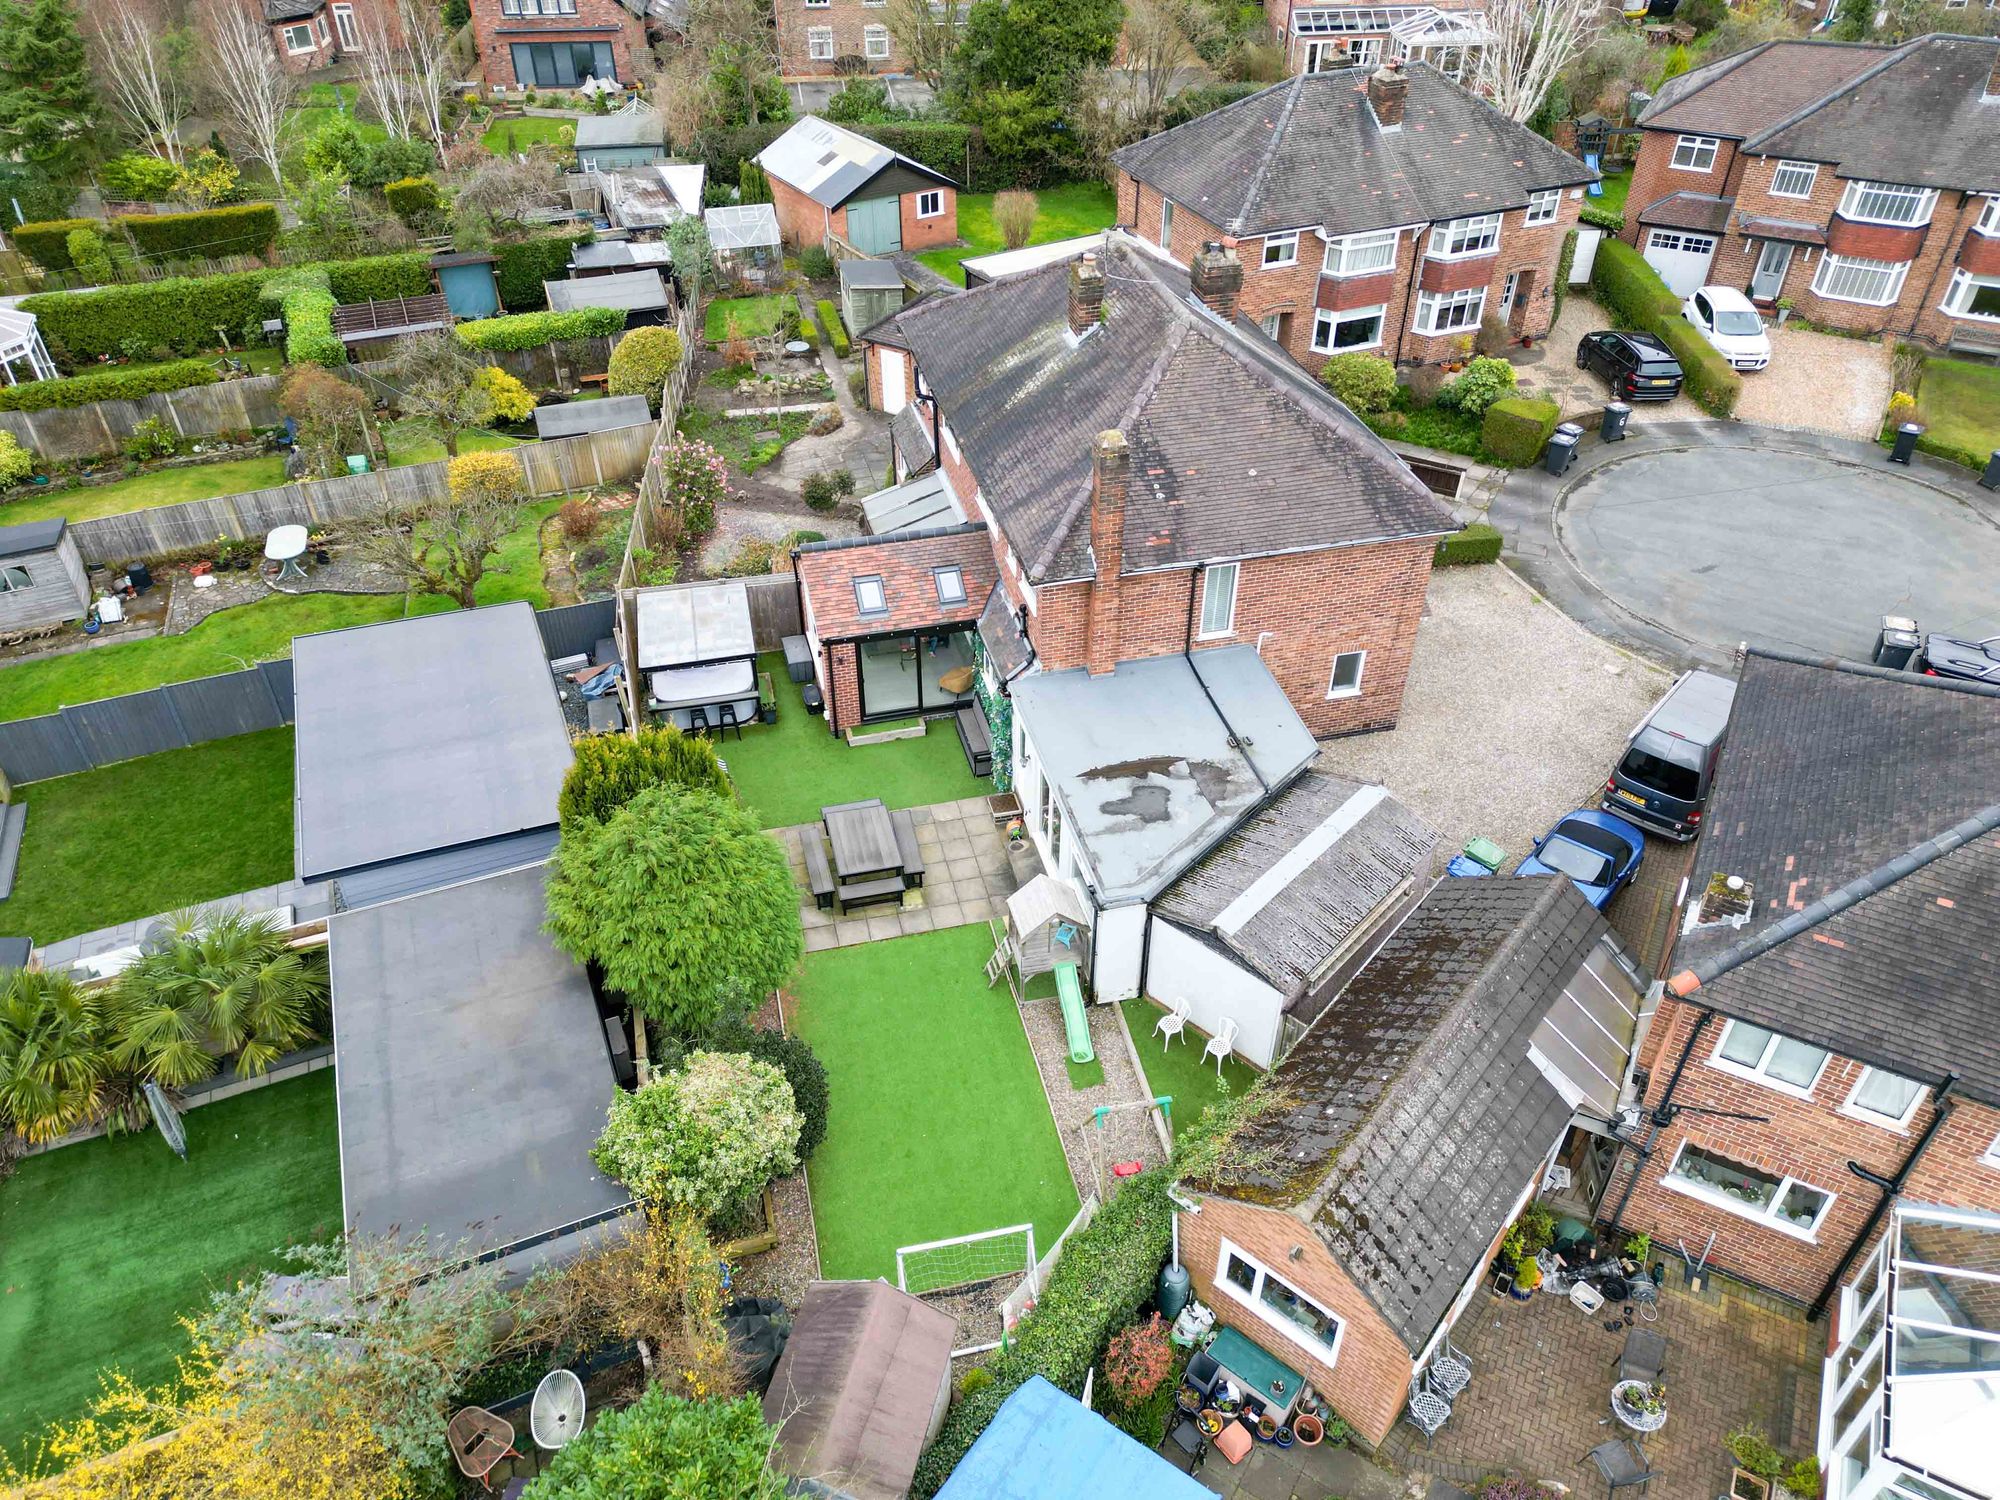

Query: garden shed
[706,203,782,283]
[0,518,92,632]
[839,259,906,340]
[763,1280,955,1500]
[569,237,674,278]
[0,307,58,384]
[544,268,673,326]
[532,392,653,440]
[574,100,666,172]
[935,1375,1214,1499]
[429,250,501,320]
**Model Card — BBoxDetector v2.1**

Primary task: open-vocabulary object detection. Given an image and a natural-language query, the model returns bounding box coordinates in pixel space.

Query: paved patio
[1157,1424,1417,1500]
[1381,1269,1820,1500]
[777,795,1014,947]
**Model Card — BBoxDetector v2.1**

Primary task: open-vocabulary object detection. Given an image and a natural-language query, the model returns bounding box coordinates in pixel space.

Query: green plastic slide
[1054,962,1094,1065]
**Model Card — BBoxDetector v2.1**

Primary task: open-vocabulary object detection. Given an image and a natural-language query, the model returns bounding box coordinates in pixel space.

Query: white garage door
[1643,229,1718,299]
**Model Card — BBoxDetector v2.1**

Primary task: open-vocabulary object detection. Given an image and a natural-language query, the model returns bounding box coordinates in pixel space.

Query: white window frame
[1770,160,1818,199]
[863,24,891,58]
[1327,649,1365,699]
[1839,1067,1925,1131]
[1427,213,1501,259]
[0,564,33,592]
[916,189,943,219]
[1413,286,1484,335]
[864,0,888,7]
[283,21,316,52]
[806,25,834,59]
[804,0,829,8]
[1214,1237,1347,1366]
[1984,1131,2000,1169]
[1524,189,1561,227]
[331,2,358,48]
[1160,196,1175,247]
[1349,37,1382,68]
[1261,231,1299,268]
[1197,562,1238,639]
[1322,226,1400,277]
[933,565,966,605]
[1978,196,2000,236]
[315,13,328,41]
[853,575,887,616]
[1663,1141,1837,1241]
[1837,179,1936,228]
[1709,1018,1830,1099]
[1812,253,1910,307]
[1670,135,1720,173]
[1311,304,1385,354]
[1942,268,2000,323]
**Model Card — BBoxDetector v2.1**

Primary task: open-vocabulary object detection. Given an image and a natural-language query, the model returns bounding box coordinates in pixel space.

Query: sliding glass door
[855,628,977,721]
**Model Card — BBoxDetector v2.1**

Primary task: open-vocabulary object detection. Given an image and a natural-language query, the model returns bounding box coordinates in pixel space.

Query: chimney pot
[1190,240,1244,323]
[1068,251,1106,335]
[1369,59,1409,131]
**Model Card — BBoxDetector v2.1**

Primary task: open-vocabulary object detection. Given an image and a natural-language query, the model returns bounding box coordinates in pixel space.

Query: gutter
[1809,1075,1956,1322]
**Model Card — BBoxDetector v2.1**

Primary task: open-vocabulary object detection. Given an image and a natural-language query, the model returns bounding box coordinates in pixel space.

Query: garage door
[1643,229,1717,299]
[846,196,902,255]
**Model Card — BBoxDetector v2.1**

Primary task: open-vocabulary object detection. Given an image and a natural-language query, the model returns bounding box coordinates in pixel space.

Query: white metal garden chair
[1155,997,1191,1051]
[1202,1016,1239,1078]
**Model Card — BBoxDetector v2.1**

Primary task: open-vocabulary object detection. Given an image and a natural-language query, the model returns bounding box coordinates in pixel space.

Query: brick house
[757,116,958,255]
[470,0,648,89]
[1260,0,1493,82]
[1622,33,2000,352]
[1178,875,1649,1448]
[773,0,941,79]
[1110,61,1593,375]
[262,0,401,72]
[1586,650,2000,1500]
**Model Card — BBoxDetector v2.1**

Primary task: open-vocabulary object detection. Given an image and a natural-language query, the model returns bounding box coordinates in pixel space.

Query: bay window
[1666,1143,1835,1237]
[1217,1239,1345,1362]
[1837,179,1936,227]
[1312,304,1384,353]
[1943,268,2000,321]
[1322,227,1399,277]
[1812,253,1910,306]
[1428,213,1501,258]
[1413,286,1484,334]
[1979,196,2000,236]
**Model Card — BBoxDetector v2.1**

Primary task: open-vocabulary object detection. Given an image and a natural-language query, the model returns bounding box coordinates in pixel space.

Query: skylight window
[934,566,966,605]
[854,576,887,615]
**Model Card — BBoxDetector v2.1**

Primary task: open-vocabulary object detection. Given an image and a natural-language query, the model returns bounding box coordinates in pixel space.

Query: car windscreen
[1536,832,1615,886]
[1713,309,1762,336]
[1619,728,1703,801]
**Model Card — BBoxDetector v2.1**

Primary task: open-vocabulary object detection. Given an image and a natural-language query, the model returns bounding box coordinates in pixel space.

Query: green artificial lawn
[705,295,788,342]
[0,1071,343,1461]
[916,182,1120,284]
[725,653,988,828]
[1917,356,2000,460]
[1118,999,1260,1143]
[482,115,577,154]
[792,925,1079,1282]
[0,728,296,945]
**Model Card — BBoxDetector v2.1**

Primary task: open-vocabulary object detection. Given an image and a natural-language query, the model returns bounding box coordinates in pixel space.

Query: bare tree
[87,0,192,164]
[884,0,968,88]
[360,449,524,609]
[1122,0,1215,133]
[682,0,782,127]
[200,0,295,187]
[355,39,417,140]
[382,329,495,458]
[355,0,456,146]
[1470,0,1605,125]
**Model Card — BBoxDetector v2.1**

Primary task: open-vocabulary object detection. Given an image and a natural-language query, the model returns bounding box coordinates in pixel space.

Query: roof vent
[1693,872,1754,929]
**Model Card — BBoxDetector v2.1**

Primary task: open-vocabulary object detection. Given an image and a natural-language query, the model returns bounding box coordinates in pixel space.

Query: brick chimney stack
[1190,241,1244,323]
[1987,48,2000,100]
[1085,429,1129,677]
[1368,59,1409,131]
[1068,251,1106,334]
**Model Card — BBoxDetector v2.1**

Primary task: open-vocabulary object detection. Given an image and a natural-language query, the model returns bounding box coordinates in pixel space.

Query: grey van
[1600,669,1737,841]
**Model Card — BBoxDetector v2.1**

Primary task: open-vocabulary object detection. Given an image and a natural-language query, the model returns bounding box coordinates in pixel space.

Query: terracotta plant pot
[1256,1414,1278,1442]
[1293,1413,1324,1446]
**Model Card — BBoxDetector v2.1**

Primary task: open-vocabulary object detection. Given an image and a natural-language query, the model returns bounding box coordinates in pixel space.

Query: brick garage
[759,116,959,254]
[469,0,646,89]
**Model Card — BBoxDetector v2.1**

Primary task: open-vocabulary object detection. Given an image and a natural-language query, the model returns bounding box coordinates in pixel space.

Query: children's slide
[1054,963,1094,1065]
[1585,154,1604,197]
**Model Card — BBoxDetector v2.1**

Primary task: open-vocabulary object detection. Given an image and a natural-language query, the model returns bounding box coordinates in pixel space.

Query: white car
[1682,286,1771,372]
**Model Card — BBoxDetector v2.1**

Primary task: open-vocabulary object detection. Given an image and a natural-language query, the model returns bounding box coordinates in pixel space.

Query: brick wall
[270,11,332,71]
[775,0,909,77]
[820,639,862,733]
[1621,130,1743,248]
[471,0,646,88]
[898,187,958,251]
[1180,1195,1417,1446]
[1607,994,2000,1305]
[769,175,830,249]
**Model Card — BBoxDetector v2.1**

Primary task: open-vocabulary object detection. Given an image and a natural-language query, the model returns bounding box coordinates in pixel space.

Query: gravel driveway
[1317,565,1669,867]
[1517,292,1710,427]
[1733,323,1892,440]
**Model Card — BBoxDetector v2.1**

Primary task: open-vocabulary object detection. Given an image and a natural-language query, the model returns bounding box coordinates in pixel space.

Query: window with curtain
[1713,1019,1829,1091]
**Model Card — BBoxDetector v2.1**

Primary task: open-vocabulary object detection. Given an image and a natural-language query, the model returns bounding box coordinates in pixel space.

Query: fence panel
[65,687,189,766]
[0,713,90,783]
[536,599,617,661]
[742,575,802,649]
[258,658,296,720]
[162,669,288,741]
[0,375,283,463]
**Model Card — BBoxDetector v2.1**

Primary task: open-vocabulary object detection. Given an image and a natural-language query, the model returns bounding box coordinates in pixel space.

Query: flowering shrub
[591,1050,802,1221]
[1104,1313,1173,1408]
[655,435,730,541]
[0,432,32,488]
[473,366,536,424]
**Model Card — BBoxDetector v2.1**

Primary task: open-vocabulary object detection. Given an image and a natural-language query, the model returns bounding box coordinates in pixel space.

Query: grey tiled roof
[1674,651,2000,1106]
[1210,876,1605,1352]
[1638,40,1889,140]
[263,0,323,19]
[1110,64,1594,240]
[867,234,1454,583]
[1636,191,1733,235]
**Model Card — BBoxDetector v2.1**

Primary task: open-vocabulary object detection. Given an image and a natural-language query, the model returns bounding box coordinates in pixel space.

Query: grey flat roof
[0,517,64,559]
[840,259,905,291]
[330,864,631,1263]
[1009,647,1317,904]
[634,581,756,669]
[859,470,961,536]
[292,603,574,883]
[533,393,654,440]
[571,240,673,272]
[545,269,672,314]
[960,233,1104,284]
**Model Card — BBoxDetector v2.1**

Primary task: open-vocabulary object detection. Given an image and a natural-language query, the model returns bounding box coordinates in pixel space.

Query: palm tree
[108,909,326,1087]
[0,967,111,1143]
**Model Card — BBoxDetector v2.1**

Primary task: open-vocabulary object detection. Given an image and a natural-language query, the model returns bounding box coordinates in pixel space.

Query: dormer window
[934,565,966,605]
[854,575,887,616]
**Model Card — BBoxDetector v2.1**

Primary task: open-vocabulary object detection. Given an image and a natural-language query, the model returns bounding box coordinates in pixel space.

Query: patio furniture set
[1163,1326,1338,1476]
[803,797,926,914]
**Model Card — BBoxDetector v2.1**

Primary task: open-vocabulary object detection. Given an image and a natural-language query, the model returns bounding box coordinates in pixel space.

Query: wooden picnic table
[822,798,902,879]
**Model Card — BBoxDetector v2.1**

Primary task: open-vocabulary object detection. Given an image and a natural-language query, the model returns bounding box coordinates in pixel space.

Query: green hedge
[793,296,819,350]
[116,204,280,260]
[495,232,594,311]
[1436,521,1504,566]
[456,306,627,351]
[815,299,850,357]
[0,358,219,412]
[20,250,431,359]
[13,218,100,271]
[265,269,345,368]
[1646,315,1742,419]
[1481,396,1560,466]
[1580,204,1625,234]
[1589,238,1740,419]
[1552,227,1578,333]
[909,1175,1172,1496]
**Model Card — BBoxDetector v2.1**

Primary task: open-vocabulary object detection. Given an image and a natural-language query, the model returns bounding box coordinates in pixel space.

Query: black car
[1576,330,1684,402]
[1920,632,2000,684]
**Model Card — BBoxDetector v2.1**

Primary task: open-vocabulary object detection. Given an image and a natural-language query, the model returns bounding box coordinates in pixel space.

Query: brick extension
[469,0,646,88]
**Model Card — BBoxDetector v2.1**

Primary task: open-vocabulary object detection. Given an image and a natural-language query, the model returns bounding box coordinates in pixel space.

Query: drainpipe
[1394,223,1434,367]
[1178,563,1265,795]
[1809,1075,1957,1322]
[1901,190,1966,343]
[1603,1003,1714,1241]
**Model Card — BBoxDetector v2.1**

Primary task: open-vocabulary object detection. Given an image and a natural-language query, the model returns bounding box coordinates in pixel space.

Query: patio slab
[780,796,1014,943]
[1157,1426,1416,1500]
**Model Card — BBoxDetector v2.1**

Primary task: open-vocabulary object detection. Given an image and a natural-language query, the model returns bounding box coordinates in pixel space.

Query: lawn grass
[791,925,1079,1281]
[1592,169,1631,218]
[705,295,788,342]
[1118,999,1260,1141]
[725,653,988,828]
[1917,356,2000,461]
[378,419,525,469]
[481,115,576,154]
[915,182,1120,284]
[0,1071,343,1461]
[677,405,809,475]
[0,728,296,945]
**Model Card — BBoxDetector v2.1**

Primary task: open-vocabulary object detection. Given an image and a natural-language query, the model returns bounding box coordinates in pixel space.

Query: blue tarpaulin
[934,1376,1216,1500]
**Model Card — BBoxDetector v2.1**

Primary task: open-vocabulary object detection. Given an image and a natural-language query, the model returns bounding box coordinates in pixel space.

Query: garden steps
[0,801,25,900]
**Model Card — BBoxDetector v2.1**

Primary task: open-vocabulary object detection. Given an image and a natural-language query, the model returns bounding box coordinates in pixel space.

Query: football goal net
[895,1223,1038,1300]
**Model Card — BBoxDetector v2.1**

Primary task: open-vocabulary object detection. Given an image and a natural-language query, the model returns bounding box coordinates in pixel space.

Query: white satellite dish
[530,1369,587,1450]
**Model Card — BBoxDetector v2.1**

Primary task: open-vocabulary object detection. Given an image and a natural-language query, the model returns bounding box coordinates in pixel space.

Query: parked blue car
[1515,808,1647,909]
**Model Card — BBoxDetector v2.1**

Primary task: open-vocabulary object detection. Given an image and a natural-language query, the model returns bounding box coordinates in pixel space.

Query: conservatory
[1820,1202,1999,1500]
[0,308,58,384]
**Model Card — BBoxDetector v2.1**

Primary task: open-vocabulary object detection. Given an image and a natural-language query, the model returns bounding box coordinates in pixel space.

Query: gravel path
[1318,565,1669,865]
[700,501,860,574]
[1016,991,1166,1205]
[162,551,402,635]
[1733,323,1892,440]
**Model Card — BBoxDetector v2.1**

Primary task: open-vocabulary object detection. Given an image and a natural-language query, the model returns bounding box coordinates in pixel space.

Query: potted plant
[1255,1412,1278,1442]
[1293,1412,1324,1446]
[1611,1379,1668,1432]
[1511,1254,1542,1299]
[1776,297,1795,327]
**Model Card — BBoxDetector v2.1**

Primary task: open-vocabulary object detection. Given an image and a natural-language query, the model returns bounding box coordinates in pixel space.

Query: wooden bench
[889,808,925,888]
[578,372,610,389]
[803,838,836,910]
[955,704,993,778]
[837,876,905,912]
